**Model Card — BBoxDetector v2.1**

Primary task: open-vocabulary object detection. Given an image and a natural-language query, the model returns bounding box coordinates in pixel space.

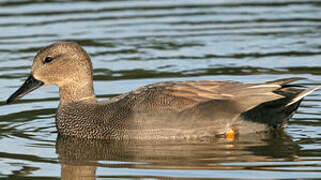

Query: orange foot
[225,128,235,141]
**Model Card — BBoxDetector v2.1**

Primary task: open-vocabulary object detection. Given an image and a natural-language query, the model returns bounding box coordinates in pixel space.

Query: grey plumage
[6,42,319,140]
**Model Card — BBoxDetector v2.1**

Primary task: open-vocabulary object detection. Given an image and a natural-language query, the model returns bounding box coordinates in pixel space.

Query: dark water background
[1,0,321,179]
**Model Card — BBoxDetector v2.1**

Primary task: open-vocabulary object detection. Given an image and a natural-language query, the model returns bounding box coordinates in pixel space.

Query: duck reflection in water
[56,132,300,180]
[5,41,315,179]
[7,42,318,179]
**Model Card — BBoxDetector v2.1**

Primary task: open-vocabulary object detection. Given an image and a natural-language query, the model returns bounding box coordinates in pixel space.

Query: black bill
[6,75,44,104]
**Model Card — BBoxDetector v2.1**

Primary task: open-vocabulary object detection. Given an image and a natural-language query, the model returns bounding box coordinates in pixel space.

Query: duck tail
[286,85,320,107]
[266,77,308,85]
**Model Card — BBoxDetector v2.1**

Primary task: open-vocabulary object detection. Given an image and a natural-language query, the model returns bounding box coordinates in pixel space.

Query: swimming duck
[6,42,319,140]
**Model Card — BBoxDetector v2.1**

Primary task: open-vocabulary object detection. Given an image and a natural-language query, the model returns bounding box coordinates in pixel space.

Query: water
[1,0,321,179]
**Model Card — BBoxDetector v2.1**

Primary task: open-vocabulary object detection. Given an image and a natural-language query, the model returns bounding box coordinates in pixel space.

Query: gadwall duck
[6,42,319,140]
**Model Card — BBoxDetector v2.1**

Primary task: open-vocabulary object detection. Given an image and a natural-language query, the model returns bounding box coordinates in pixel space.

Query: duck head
[7,42,94,104]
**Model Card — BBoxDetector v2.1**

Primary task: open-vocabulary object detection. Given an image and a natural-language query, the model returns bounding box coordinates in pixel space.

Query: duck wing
[127,80,242,113]
[128,78,305,113]
[107,77,317,118]
[106,78,318,137]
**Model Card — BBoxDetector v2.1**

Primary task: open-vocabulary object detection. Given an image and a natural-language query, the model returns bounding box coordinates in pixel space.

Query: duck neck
[59,80,96,105]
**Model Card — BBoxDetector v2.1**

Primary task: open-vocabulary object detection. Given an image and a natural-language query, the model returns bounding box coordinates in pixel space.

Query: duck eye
[44,57,53,63]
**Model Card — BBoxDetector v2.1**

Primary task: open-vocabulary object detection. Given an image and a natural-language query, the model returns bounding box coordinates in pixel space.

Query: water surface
[1,0,321,179]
